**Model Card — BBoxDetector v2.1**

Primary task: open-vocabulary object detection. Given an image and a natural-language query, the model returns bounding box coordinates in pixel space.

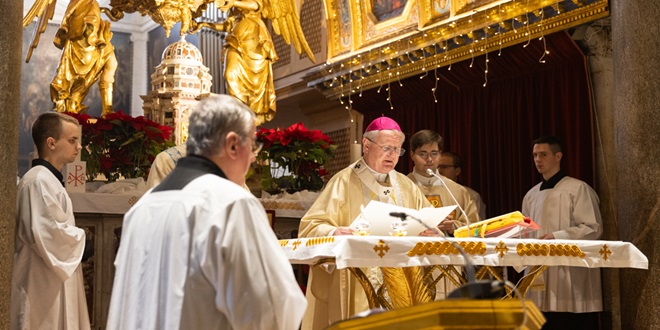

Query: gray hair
[186,95,256,157]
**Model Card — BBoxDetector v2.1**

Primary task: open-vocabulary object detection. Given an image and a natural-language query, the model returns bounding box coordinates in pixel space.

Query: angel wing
[261,0,316,63]
[22,0,58,63]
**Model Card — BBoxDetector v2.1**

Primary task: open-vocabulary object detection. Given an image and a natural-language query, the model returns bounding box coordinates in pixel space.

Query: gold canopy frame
[307,0,609,99]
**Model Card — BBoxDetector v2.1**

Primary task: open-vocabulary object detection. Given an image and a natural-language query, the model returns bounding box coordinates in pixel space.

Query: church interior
[1,0,658,329]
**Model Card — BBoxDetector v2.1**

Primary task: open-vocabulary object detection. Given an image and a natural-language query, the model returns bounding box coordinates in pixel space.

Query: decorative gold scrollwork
[407,241,487,257]
[279,240,289,247]
[516,243,586,258]
[305,237,335,247]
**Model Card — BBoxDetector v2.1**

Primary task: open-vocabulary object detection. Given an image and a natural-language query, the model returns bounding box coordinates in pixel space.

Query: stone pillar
[611,0,660,329]
[0,0,23,327]
[131,32,149,116]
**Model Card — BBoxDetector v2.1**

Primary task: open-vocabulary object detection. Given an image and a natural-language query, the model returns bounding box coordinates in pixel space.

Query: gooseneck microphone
[425,168,472,228]
[388,211,505,299]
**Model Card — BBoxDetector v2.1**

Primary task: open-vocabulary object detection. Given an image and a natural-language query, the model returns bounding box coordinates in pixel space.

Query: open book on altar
[349,201,456,236]
[454,211,541,238]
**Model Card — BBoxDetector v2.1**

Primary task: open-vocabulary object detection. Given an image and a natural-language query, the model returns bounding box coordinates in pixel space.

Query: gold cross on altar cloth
[373,240,390,258]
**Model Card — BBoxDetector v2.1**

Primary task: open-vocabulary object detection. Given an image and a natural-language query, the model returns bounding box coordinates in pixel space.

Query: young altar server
[107,95,306,329]
[11,112,90,329]
[522,136,603,329]
[407,130,480,234]
[298,116,434,329]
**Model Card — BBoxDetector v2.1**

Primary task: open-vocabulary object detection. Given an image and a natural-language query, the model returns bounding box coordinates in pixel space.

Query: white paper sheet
[350,201,456,236]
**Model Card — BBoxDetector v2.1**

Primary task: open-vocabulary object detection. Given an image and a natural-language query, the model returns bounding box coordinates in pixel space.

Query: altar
[281,236,648,309]
[70,191,141,329]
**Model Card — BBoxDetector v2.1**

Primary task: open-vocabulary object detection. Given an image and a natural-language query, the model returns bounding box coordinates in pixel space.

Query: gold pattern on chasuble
[425,195,442,208]
[305,237,335,246]
[374,240,390,258]
[407,241,487,257]
[516,243,586,258]
[495,241,509,258]
[600,244,613,260]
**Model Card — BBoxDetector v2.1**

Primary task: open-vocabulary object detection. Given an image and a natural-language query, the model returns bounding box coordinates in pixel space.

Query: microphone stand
[425,168,472,229]
[390,212,504,299]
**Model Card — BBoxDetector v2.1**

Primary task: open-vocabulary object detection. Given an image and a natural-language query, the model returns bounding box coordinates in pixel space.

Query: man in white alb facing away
[107,95,306,329]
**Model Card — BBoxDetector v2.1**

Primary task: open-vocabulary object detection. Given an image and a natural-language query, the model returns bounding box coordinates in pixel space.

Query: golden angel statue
[23,0,118,115]
[216,0,316,125]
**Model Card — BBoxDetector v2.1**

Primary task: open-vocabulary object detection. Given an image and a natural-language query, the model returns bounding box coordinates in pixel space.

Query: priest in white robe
[107,95,306,330]
[522,136,602,330]
[11,113,90,330]
[407,130,480,233]
[299,117,434,330]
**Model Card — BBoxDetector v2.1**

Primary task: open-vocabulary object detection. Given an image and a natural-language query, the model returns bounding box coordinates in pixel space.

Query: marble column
[611,0,660,329]
[131,32,149,116]
[0,0,23,327]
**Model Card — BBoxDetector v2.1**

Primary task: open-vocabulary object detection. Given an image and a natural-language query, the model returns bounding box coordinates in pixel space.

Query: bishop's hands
[333,227,355,236]
[419,214,455,236]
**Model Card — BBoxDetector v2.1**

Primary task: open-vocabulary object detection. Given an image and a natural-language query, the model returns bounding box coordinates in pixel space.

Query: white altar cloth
[70,192,143,214]
[280,236,648,270]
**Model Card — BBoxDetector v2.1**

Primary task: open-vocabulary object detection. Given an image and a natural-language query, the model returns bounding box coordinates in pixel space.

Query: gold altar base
[327,299,545,330]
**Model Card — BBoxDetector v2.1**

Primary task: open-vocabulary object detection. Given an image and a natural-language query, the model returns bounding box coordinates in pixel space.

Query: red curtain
[353,31,595,218]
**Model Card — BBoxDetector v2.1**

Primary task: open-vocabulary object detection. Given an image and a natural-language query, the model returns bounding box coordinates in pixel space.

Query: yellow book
[454,211,540,238]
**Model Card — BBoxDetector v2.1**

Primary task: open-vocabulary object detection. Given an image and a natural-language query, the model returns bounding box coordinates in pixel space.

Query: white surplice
[522,176,603,313]
[107,174,306,330]
[11,166,89,330]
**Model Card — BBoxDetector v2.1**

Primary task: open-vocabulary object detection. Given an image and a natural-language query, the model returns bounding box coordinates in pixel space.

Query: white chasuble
[299,159,431,330]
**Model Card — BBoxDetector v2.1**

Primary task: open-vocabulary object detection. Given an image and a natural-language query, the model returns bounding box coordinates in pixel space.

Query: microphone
[390,211,505,299]
[425,168,472,228]
[388,212,408,221]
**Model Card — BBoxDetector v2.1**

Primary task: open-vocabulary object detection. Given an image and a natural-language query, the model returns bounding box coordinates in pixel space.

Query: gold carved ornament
[216,0,316,125]
[23,0,315,124]
[23,0,118,116]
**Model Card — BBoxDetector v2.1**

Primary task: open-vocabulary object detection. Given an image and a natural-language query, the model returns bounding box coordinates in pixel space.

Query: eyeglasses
[415,151,440,159]
[365,137,405,156]
[438,165,457,170]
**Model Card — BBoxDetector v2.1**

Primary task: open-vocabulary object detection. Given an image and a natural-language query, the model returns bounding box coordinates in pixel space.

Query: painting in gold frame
[358,0,419,48]
[454,0,496,15]
[417,0,451,28]
[324,0,356,58]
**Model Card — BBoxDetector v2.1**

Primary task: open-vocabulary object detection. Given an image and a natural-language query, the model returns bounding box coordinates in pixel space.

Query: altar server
[11,112,90,329]
[407,130,480,234]
[107,95,306,329]
[298,116,432,329]
[522,136,602,329]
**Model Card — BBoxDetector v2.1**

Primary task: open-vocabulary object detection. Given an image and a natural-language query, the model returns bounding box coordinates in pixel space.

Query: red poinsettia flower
[255,122,336,194]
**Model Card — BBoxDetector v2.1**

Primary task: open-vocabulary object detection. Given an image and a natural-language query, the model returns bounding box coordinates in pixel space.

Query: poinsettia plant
[256,123,336,194]
[66,111,175,182]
